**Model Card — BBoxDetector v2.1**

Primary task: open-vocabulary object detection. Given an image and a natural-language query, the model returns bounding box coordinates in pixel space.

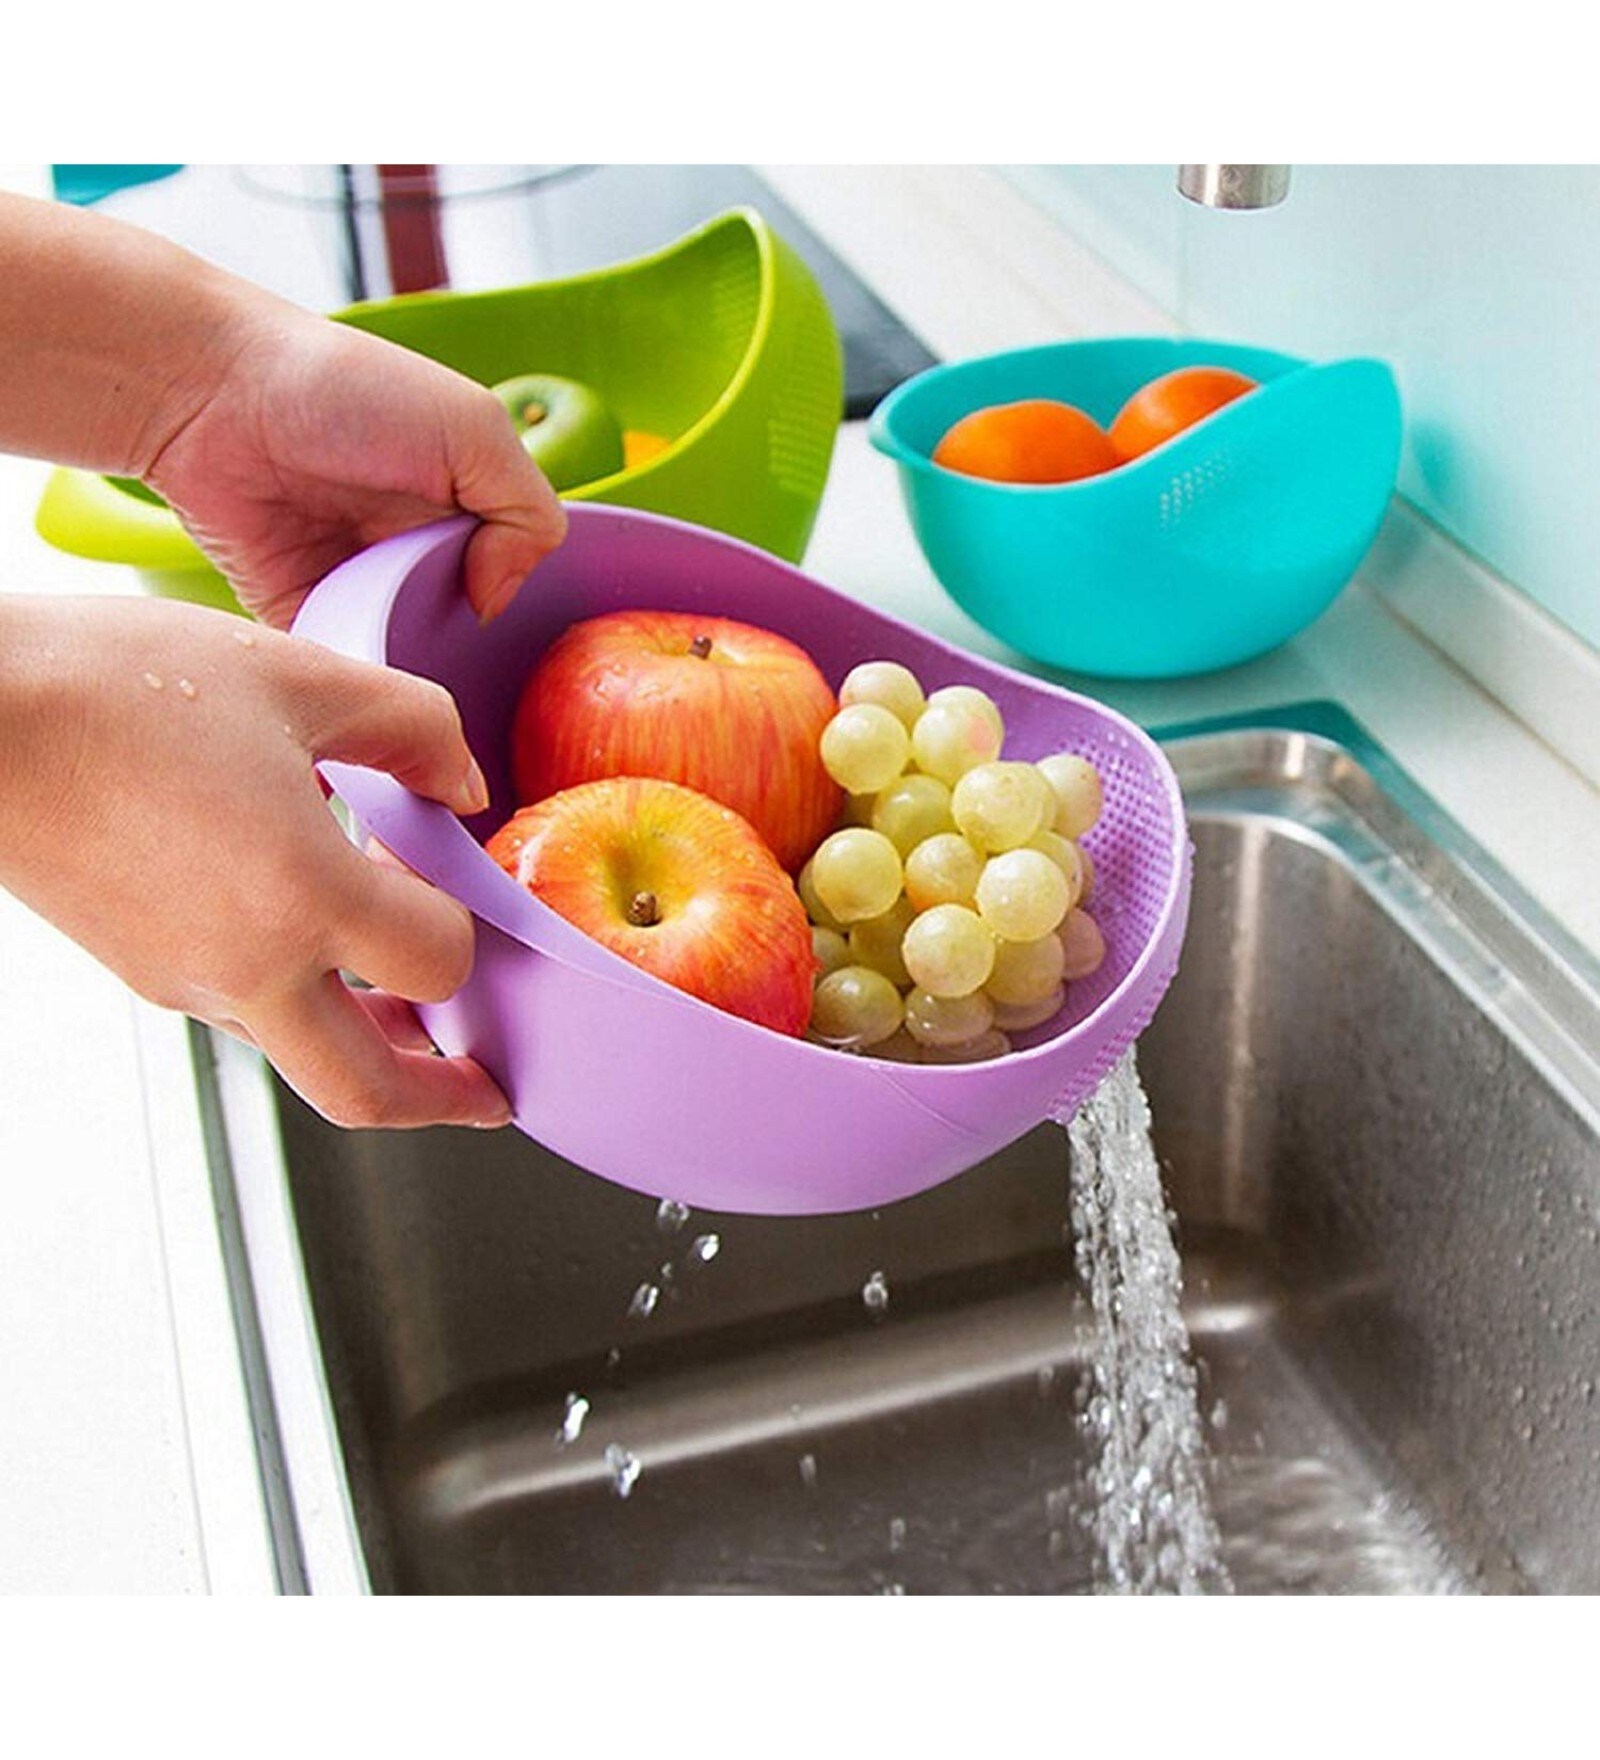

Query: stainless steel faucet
[1178,165,1290,210]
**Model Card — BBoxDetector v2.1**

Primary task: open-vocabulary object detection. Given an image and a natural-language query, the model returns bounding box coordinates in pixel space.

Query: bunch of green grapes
[800,661,1108,1062]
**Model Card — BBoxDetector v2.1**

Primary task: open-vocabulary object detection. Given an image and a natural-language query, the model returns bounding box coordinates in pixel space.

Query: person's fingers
[352,987,440,1056]
[252,970,512,1130]
[364,833,415,875]
[450,392,568,622]
[287,645,488,816]
[191,1008,259,1049]
[323,835,478,1005]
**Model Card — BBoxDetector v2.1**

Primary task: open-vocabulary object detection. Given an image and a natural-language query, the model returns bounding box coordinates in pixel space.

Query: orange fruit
[623,428,671,468]
[1109,366,1257,461]
[931,399,1118,485]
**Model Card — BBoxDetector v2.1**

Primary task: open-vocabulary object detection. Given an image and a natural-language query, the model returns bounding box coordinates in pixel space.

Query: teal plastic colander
[870,338,1403,678]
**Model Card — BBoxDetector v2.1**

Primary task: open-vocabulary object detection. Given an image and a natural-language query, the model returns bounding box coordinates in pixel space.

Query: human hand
[0,191,563,630]
[0,593,511,1130]
[143,302,567,631]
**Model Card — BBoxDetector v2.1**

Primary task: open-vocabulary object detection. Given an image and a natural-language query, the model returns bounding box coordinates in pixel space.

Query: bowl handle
[295,518,683,992]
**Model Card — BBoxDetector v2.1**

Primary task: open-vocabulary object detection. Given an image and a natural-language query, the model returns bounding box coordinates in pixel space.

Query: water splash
[656,1199,691,1236]
[1060,1051,1230,1595]
[555,1392,590,1447]
[604,1443,642,1499]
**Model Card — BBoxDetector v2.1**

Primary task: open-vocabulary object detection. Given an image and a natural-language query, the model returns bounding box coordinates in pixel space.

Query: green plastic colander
[35,207,843,614]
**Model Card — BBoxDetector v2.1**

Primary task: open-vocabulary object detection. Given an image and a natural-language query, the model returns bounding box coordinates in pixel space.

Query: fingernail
[459,756,490,817]
[477,572,522,626]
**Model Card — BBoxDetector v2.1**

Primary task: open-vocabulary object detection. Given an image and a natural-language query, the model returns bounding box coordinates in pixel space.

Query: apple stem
[689,635,713,659]
[627,890,662,928]
[522,403,548,428]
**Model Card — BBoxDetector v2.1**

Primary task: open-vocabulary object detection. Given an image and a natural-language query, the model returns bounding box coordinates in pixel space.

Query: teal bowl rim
[868,336,1394,495]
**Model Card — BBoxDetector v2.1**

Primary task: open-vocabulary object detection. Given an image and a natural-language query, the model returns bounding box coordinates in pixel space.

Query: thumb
[452,389,569,623]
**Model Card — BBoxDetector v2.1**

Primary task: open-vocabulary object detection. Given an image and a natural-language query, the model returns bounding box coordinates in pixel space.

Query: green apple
[490,373,625,492]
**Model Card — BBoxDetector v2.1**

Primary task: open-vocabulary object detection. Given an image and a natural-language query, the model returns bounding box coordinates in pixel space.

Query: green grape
[926,684,1004,746]
[811,925,851,981]
[798,858,845,932]
[910,699,1003,786]
[975,848,1071,942]
[868,1028,923,1063]
[1037,752,1105,839]
[810,965,905,1049]
[903,832,985,912]
[840,660,927,731]
[848,896,915,988]
[1024,828,1085,906]
[990,987,1066,1033]
[820,702,912,795]
[903,986,996,1049]
[950,761,1054,853]
[1059,909,1107,980]
[918,1029,1011,1064]
[985,931,1067,1006]
[901,903,996,999]
[809,828,904,924]
[872,773,955,856]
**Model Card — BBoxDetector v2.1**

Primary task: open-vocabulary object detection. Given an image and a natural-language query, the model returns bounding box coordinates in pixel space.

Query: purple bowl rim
[292,504,1192,1085]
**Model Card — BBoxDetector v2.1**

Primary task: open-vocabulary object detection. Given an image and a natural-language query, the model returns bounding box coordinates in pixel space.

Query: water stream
[1058,1050,1231,1594]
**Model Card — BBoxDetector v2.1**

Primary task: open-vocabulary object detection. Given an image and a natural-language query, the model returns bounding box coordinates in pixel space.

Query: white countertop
[3,164,1599,1593]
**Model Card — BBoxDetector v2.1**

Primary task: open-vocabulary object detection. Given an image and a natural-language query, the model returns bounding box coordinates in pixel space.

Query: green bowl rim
[37,206,789,562]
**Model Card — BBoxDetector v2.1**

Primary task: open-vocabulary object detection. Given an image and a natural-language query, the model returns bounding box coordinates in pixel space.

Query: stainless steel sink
[199,704,1600,1594]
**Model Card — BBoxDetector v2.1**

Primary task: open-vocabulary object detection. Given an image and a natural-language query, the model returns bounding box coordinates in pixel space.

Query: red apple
[485,777,814,1036]
[510,609,842,872]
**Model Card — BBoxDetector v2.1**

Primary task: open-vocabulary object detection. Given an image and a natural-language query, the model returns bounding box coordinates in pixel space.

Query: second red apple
[486,777,815,1036]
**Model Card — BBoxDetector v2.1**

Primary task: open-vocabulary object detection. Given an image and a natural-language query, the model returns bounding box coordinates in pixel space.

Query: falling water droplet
[688,1233,721,1264]
[233,628,257,648]
[628,1282,660,1320]
[798,1453,819,1490]
[555,1392,590,1446]
[888,1517,907,1553]
[656,1198,691,1236]
[862,1269,890,1320]
[143,672,164,691]
[604,1443,641,1499]
[176,677,198,700]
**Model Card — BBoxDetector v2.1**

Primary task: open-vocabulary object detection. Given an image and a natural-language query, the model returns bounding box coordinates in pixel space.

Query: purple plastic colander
[291,505,1191,1216]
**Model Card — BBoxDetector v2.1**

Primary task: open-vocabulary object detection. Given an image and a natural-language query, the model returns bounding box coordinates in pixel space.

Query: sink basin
[200,704,1600,1593]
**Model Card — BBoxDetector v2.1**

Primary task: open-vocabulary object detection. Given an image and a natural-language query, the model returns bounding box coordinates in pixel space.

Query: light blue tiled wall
[1005,165,1600,654]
